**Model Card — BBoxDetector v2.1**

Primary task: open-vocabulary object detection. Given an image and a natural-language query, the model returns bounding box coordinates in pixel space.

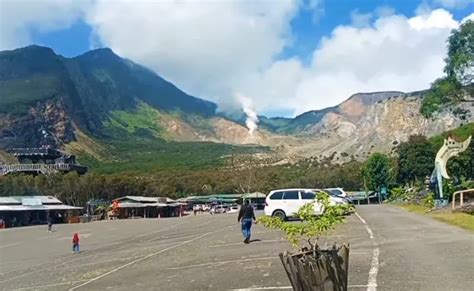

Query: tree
[258,193,353,290]
[363,153,392,192]
[421,20,474,116]
[445,20,474,86]
[396,135,436,184]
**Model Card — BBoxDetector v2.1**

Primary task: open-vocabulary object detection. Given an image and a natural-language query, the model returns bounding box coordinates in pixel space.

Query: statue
[433,135,471,202]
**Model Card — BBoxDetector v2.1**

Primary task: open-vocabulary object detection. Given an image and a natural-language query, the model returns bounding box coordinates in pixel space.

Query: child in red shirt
[72,233,80,253]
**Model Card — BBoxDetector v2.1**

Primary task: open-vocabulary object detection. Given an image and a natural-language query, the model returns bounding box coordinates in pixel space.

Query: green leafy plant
[423,193,435,209]
[420,20,474,117]
[258,192,353,247]
[388,187,406,202]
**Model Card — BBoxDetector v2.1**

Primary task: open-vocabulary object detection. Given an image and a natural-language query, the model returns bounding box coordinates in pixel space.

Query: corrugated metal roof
[0,197,20,205]
[0,196,62,205]
[115,196,158,203]
[143,203,169,207]
[115,196,178,204]
[0,205,82,211]
[242,192,267,198]
[110,202,146,208]
[166,202,183,207]
[129,196,158,202]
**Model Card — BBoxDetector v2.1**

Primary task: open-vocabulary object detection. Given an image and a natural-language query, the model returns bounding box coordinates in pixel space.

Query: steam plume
[237,94,259,136]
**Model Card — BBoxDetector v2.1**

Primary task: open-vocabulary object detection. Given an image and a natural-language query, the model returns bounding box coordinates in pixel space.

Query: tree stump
[279,243,350,291]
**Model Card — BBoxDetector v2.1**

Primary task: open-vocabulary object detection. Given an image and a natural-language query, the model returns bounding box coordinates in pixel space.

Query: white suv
[264,188,347,220]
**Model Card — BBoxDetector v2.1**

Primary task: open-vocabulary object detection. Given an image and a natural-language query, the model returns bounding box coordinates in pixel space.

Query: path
[355,205,474,291]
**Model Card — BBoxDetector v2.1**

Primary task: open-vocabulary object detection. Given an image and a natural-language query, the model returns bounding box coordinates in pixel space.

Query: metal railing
[11,147,62,157]
[452,189,474,210]
[0,163,87,175]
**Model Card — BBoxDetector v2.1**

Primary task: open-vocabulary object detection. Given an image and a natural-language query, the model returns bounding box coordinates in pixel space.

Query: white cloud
[236,9,463,115]
[0,0,90,50]
[463,13,474,22]
[83,3,466,116]
[0,1,469,118]
[85,0,298,102]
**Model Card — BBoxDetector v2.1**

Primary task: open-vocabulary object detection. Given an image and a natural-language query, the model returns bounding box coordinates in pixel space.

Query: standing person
[72,233,80,253]
[238,200,256,244]
[47,215,53,232]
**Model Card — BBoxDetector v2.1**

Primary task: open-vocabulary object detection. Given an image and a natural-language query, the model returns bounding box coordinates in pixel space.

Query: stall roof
[114,196,177,204]
[143,203,169,207]
[0,205,82,211]
[210,198,238,203]
[177,196,197,202]
[0,196,63,205]
[185,193,264,203]
[115,196,158,203]
[242,192,267,199]
[112,202,146,208]
[167,202,185,207]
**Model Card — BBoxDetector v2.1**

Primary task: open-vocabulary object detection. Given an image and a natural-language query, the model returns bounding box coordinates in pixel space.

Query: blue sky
[1,0,473,117]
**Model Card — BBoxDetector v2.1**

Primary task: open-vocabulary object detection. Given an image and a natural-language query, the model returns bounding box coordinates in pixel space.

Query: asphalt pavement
[0,205,472,291]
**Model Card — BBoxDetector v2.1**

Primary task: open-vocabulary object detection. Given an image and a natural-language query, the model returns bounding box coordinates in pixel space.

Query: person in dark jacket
[47,215,53,232]
[238,200,256,243]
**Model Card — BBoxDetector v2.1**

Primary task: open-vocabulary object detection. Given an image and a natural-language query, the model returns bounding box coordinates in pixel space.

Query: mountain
[0,45,217,148]
[0,45,472,170]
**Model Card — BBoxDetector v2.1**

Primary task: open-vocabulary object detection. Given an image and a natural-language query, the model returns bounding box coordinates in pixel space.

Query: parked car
[324,187,347,198]
[324,188,354,204]
[227,205,240,213]
[264,188,349,220]
[210,205,229,214]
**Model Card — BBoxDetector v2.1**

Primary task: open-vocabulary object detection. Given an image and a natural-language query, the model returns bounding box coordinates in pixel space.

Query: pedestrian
[72,233,80,253]
[47,215,53,232]
[237,200,257,244]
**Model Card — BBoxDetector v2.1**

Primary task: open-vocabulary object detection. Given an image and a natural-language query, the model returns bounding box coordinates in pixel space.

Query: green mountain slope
[0,46,70,115]
[0,45,268,171]
[0,45,219,147]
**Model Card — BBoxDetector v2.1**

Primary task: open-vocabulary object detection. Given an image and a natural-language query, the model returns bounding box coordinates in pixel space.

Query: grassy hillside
[73,133,269,174]
[101,102,165,139]
[0,46,69,115]
[0,75,63,115]
[429,122,474,146]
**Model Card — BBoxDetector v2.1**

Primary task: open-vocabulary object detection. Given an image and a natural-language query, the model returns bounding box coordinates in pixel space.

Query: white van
[264,188,347,220]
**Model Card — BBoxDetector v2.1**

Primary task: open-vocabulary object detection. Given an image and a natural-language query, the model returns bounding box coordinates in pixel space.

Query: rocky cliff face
[0,99,75,149]
[284,95,473,161]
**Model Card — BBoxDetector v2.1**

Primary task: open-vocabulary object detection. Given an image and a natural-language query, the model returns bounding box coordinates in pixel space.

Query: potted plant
[258,192,353,291]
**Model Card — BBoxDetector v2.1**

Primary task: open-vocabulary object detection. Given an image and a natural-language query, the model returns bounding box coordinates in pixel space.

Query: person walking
[72,233,80,253]
[238,200,256,244]
[47,215,53,232]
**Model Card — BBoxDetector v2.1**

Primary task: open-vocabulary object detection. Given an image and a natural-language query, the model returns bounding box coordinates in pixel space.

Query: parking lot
[0,209,376,291]
[1,205,473,290]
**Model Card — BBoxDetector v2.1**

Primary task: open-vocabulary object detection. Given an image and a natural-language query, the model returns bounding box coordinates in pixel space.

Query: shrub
[258,192,353,247]
[423,193,435,209]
